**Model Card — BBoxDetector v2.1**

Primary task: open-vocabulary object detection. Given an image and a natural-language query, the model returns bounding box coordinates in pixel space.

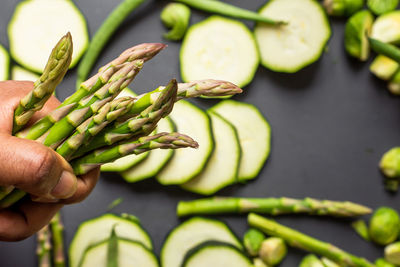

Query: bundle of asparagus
[0,33,242,208]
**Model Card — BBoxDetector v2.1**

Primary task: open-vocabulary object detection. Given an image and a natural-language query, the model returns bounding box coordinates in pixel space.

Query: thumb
[0,132,77,200]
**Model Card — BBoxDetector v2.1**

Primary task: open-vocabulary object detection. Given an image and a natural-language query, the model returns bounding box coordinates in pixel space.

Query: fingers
[0,133,77,199]
[60,167,100,204]
[0,201,62,241]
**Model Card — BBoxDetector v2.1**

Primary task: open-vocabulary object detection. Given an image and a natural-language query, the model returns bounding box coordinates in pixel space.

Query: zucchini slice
[182,242,252,267]
[156,100,213,185]
[11,65,39,81]
[181,111,240,195]
[0,45,9,81]
[161,217,242,267]
[210,100,271,181]
[371,11,400,44]
[8,0,89,73]
[254,0,331,73]
[370,55,399,80]
[69,214,152,267]
[101,88,149,172]
[80,239,159,267]
[121,117,175,183]
[180,16,259,88]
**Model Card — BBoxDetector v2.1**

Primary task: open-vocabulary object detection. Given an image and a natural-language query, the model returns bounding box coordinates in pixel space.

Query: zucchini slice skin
[180,15,259,89]
[161,217,242,267]
[69,213,153,267]
[254,0,331,73]
[11,65,40,82]
[0,45,9,81]
[210,100,271,181]
[8,0,89,73]
[80,239,159,267]
[181,111,241,195]
[121,117,175,183]
[182,241,252,267]
[156,100,214,185]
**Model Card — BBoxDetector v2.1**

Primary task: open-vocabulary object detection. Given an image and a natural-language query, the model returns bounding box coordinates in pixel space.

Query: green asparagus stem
[43,60,143,149]
[0,186,15,201]
[369,207,400,245]
[351,220,370,241]
[13,33,73,134]
[56,96,135,160]
[37,225,52,267]
[300,254,325,267]
[107,227,119,267]
[375,258,396,267]
[70,79,178,158]
[174,0,285,25]
[0,189,27,209]
[243,228,265,257]
[161,3,191,41]
[323,0,364,17]
[71,132,198,175]
[50,212,65,267]
[385,242,400,265]
[176,197,372,217]
[248,213,375,267]
[19,43,165,140]
[107,198,123,211]
[76,0,147,87]
[259,237,287,266]
[369,38,400,63]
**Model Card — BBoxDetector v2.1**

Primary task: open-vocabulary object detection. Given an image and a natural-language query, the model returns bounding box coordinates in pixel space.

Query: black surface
[0,0,399,266]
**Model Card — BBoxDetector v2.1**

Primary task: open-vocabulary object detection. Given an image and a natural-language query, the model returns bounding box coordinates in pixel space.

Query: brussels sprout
[367,0,399,16]
[300,254,325,267]
[253,258,269,267]
[324,0,364,17]
[259,237,287,266]
[243,228,265,257]
[369,207,400,245]
[380,147,400,178]
[321,257,341,267]
[160,3,191,41]
[371,11,400,45]
[345,10,374,61]
[385,242,400,265]
[370,55,399,81]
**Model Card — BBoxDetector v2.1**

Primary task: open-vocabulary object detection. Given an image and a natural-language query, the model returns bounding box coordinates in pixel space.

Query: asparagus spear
[43,60,144,149]
[70,79,178,158]
[18,43,165,140]
[176,197,372,217]
[56,96,135,160]
[369,38,400,63]
[13,33,73,134]
[37,225,52,267]
[50,212,65,267]
[248,213,375,267]
[71,132,198,175]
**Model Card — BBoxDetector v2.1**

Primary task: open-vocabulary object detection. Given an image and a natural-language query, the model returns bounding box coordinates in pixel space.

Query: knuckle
[29,149,57,188]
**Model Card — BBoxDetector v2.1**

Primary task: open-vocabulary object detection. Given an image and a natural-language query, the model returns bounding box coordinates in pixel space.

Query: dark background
[1,0,400,266]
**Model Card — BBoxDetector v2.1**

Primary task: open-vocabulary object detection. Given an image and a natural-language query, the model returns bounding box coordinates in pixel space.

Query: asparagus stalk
[176,197,372,217]
[0,189,28,209]
[43,60,144,149]
[18,43,165,140]
[37,225,52,267]
[248,213,375,267]
[369,38,400,63]
[70,79,178,158]
[56,96,135,160]
[13,33,73,134]
[50,212,65,267]
[71,132,198,175]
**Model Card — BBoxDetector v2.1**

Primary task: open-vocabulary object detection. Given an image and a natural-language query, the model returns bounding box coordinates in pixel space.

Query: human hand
[0,81,100,241]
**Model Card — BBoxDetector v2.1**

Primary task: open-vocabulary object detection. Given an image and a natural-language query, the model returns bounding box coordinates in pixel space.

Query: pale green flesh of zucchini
[161,217,242,267]
[12,65,40,81]
[181,16,259,88]
[370,55,399,80]
[254,0,331,73]
[69,214,152,267]
[181,111,240,195]
[80,239,159,267]
[210,100,271,181]
[183,244,252,267]
[121,117,175,183]
[8,0,89,73]
[156,100,213,185]
[0,45,9,81]
[101,88,149,172]
[371,11,400,44]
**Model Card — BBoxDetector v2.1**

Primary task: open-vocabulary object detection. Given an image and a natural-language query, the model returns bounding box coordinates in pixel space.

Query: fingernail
[50,171,77,199]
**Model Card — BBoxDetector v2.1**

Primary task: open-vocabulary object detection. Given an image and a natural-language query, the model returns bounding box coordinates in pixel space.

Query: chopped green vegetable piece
[243,228,265,257]
[321,257,342,267]
[385,242,400,265]
[369,207,400,245]
[323,0,364,17]
[370,55,399,80]
[380,147,400,178]
[108,198,123,210]
[375,258,396,267]
[300,254,325,267]
[388,70,400,95]
[345,10,374,61]
[161,3,191,41]
[371,11,400,44]
[351,220,370,241]
[367,0,399,15]
[259,237,287,266]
